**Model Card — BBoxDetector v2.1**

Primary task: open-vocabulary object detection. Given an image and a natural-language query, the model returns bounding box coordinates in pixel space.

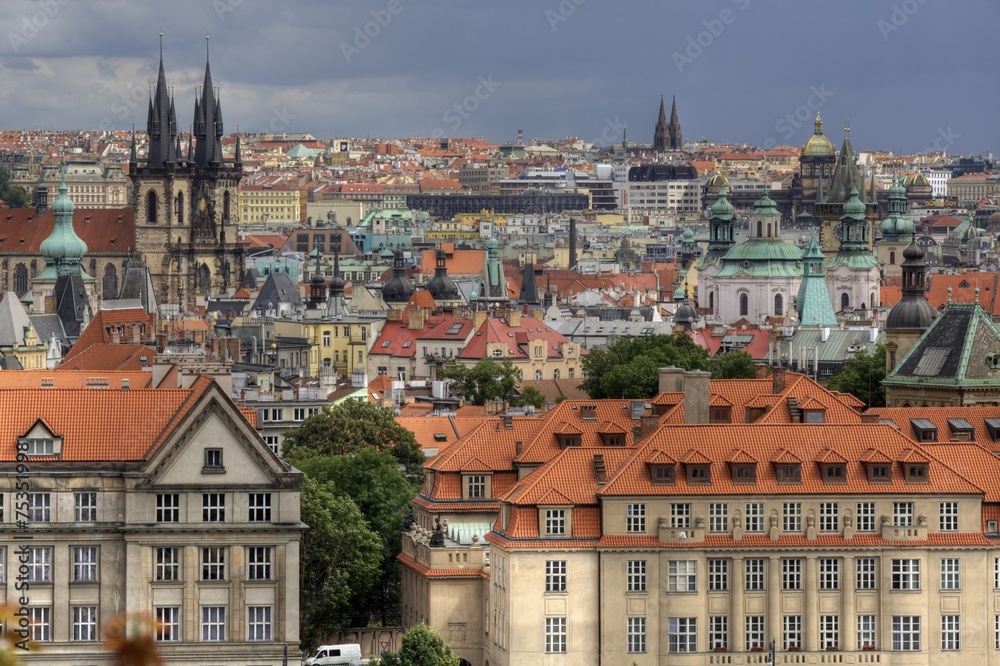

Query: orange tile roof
[0,208,134,254]
[0,370,151,389]
[59,343,157,371]
[397,552,488,579]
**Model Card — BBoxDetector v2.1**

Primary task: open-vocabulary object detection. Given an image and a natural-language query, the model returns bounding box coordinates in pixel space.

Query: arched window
[756,220,762,237]
[534,370,542,380]
[841,292,849,310]
[146,190,158,224]
[102,263,118,299]
[889,250,895,265]
[739,292,749,317]
[223,191,231,221]
[774,293,783,316]
[13,263,27,297]
[553,369,560,380]
[176,191,184,225]
[196,263,211,295]
[708,291,714,310]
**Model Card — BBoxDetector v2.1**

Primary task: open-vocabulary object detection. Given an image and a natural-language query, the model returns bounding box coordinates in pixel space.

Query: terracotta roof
[0,208,134,254]
[59,343,157,371]
[0,370,152,389]
[459,315,581,361]
[416,249,485,277]
[397,552,487,579]
[65,308,156,355]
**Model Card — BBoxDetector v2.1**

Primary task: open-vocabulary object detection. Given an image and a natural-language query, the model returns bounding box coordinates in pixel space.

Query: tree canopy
[580,332,710,399]
[375,624,460,666]
[826,343,886,408]
[438,359,545,408]
[0,168,29,208]
[710,350,757,379]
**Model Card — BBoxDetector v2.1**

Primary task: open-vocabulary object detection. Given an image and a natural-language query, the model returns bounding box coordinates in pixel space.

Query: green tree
[580,333,710,399]
[826,343,886,408]
[299,477,382,651]
[375,623,460,666]
[710,350,756,379]
[0,168,29,208]
[438,359,544,408]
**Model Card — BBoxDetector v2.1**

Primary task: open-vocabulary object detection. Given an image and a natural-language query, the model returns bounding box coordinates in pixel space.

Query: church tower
[667,95,682,150]
[129,35,244,312]
[813,126,877,255]
[652,96,668,152]
[883,239,936,374]
[825,187,880,315]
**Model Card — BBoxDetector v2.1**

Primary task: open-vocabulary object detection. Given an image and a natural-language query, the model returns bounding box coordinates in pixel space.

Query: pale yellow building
[240,185,303,226]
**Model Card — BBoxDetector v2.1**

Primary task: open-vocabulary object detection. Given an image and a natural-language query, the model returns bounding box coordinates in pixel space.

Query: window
[155,607,180,641]
[819,502,839,532]
[941,558,960,590]
[709,503,728,532]
[892,616,920,651]
[893,501,913,526]
[857,558,877,590]
[783,615,802,650]
[247,606,272,641]
[820,615,839,650]
[668,617,697,653]
[201,547,226,581]
[155,547,179,582]
[73,606,97,641]
[709,616,728,650]
[939,502,958,531]
[856,502,875,532]
[708,558,729,591]
[28,493,50,522]
[627,617,646,653]
[247,547,272,581]
[822,464,845,483]
[201,607,226,641]
[248,493,272,522]
[745,616,765,651]
[157,493,179,523]
[819,558,839,590]
[203,493,225,522]
[23,438,56,456]
[687,465,710,484]
[467,475,486,499]
[27,547,50,582]
[293,408,306,422]
[892,559,920,590]
[739,292,749,317]
[544,509,566,536]
[667,561,697,592]
[996,558,1000,589]
[941,615,960,650]
[857,615,876,651]
[28,607,50,642]
[263,436,279,454]
[73,546,98,582]
[322,331,330,347]
[204,448,224,470]
[627,560,646,592]
[545,560,566,593]
[782,558,802,590]
[744,502,764,532]
[74,492,97,522]
[545,617,566,653]
[995,615,1000,649]
[782,502,801,532]
[626,504,646,533]
[670,503,690,528]
[745,559,765,591]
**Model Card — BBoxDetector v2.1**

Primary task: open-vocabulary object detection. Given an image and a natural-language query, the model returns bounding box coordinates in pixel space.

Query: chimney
[860,412,880,424]
[530,308,545,320]
[515,440,523,456]
[658,366,685,393]
[507,309,521,328]
[386,308,403,322]
[772,367,787,394]
[121,378,130,391]
[683,370,711,424]
[473,309,488,332]
[503,414,513,429]
[594,454,607,485]
[110,330,121,345]
[131,324,141,343]
[639,414,660,440]
[753,363,769,380]
[408,307,426,330]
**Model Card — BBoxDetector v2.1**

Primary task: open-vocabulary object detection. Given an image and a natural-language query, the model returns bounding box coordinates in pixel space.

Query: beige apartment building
[240,185,303,226]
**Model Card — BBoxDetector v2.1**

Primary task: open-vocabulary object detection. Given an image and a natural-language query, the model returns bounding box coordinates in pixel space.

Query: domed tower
[904,172,933,207]
[477,236,509,308]
[704,170,730,201]
[825,187,880,314]
[305,248,328,311]
[426,247,462,310]
[695,187,736,313]
[798,113,836,202]
[877,175,915,276]
[673,281,698,330]
[884,239,936,372]
[382,249,414,310]
[327,246,347,317]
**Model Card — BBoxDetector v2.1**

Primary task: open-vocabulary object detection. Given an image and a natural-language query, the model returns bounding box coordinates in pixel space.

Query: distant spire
[129,122,137,163]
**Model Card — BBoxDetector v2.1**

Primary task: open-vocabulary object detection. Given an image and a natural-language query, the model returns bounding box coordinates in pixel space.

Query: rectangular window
[858,615,876,651]
[670,503,691,528]
[708,558,729,591]
[941,558,960,590]
[667,560,697,592]
[545,560,567,593]
[74,492,97,522]
[202,493,225,522]
[545,617,566,653]
[709,616,728,650]
[29,607,50,642]
[745,502,764,532]
[894,501,913,526]
[27,547,50,582]
[745,616,765,651]
[857,557,877,590]
[995,615,1000,650]
[782,502,801,532]
[783,615,802,650]
[262,436,279,454]
[939,502,958,531]
[856,502,876,532]
[155,547,179,582]
[293,408,306,422]
[467,475,486,499]
[819,558,840,590]
[545,509,566,536]
[247,606,272,641]
[201,547,226,581]
[892,559,920,590]
[72,606,97,641]
[626,504,646,533]
[709,503,728,532]
[247,547,272,581]
[155,607,180,642]
[156,493,179,523]
[627,617,646,654]
[322,332,330,347]
[204,448,223,469]
[248,493,272,522]
[782,558,802,591]
[73,546,98,582]
[667,617,697,653]
[28,493,50,522]
[941,615,960,651]
[819,502,839,532]
[626,560,646,593]
[892,616,920,651]
[820,615,840,650]
[745,559,765,591]
[201,607,226,641]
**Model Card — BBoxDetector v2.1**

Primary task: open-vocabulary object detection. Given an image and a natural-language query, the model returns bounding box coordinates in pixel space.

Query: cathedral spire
[667,95,682,150]
[146,30,175,168]
[653,95,668,152]
[194,35,224,168]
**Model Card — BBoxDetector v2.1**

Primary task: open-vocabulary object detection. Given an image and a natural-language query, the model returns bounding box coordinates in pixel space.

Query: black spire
[667,95,682,150]
[129,123,137,164]
[146,30,176,167]
[653,95,668,152]
[193,35,224,168]
[519,258,539,305]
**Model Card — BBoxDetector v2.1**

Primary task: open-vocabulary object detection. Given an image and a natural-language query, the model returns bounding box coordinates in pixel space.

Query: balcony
[880,516,928,541]
[349,333,369,345]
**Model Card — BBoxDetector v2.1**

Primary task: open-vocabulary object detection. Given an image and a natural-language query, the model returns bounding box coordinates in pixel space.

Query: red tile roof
[0,208,134,254]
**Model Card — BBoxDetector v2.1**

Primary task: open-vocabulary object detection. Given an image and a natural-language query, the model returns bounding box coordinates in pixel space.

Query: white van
[304,643,367,666]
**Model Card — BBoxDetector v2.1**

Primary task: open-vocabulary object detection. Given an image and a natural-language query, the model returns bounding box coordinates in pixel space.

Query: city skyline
[0,0,995,154]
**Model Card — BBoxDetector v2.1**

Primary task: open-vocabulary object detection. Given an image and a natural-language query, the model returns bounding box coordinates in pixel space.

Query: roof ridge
[142,374,217,459]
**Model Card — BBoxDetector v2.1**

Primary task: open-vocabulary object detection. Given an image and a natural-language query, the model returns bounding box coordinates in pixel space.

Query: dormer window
[687,465,710,484]
[776,464,801,483]
[649,465,675,485]
[603,434,625,446]
[821,464,846,483]
[905,464,928,483]
[710,407,732,423]
[24,438,56,456]
[867,464,891,483]
[18,421,62,458]
[946,418,974,442]
[731,464,756,484]
[986,418,1000,443]
[910,418,937,442]
[803,409,825,423]
[557,435,581,448]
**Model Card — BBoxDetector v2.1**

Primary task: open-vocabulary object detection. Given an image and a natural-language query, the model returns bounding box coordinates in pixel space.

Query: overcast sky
[0,0,995,154]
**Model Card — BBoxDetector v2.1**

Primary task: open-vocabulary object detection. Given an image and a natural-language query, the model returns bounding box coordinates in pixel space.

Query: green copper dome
[879,176,914,239]
[802,113,835,156]
[841,187,866,220]
[752,193,779,215]
[710,187,735,220]
[40,173,88,274]
[682,227,694,241]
